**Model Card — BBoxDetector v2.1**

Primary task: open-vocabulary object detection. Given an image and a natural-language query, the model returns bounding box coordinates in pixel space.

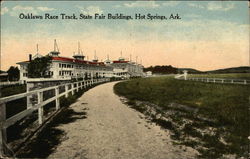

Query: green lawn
[1,84,26,97]
[114,76,250,158]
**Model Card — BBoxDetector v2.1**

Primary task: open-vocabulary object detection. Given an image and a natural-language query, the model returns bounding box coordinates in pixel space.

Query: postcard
[0,1,249,159]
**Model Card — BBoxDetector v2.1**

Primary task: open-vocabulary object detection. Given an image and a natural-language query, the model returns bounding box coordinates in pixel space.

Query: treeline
[0,66,20,81]
[143,65,178,74]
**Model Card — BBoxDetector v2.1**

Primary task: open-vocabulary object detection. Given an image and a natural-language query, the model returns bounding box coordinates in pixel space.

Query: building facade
[17,44,144,82]
[107,56,144,78]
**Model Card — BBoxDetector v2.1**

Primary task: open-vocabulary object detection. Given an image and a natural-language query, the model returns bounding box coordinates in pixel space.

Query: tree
[28,56,52,78]
[7,66,20,81]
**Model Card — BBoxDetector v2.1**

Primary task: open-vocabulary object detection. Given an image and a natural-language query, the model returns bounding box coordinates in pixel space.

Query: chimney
[29,54,32,61]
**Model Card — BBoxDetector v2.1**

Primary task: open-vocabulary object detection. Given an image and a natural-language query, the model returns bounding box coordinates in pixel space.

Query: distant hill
[143,66,250,74]
[206,66,250,74]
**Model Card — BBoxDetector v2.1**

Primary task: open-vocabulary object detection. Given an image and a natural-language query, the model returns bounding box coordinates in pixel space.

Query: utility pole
[36,44,39,54]
[54,39,56,52]
[94,50,97,60]
[78,42,80,54]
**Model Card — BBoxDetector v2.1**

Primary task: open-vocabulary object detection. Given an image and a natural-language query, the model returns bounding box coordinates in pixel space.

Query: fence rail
[0,81,23,86]
[0,78,110,157]
[177,77,250,85]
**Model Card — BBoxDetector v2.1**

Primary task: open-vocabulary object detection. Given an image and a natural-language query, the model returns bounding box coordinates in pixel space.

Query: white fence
[0,78,110,157]
[0,81,23,86]
[176,76,250,85]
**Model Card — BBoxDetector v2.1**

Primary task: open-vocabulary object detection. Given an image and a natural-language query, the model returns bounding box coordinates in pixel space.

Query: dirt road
[48,82,198,159]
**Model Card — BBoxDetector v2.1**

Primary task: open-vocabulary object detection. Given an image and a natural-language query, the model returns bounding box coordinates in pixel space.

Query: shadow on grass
[16,108,87,158]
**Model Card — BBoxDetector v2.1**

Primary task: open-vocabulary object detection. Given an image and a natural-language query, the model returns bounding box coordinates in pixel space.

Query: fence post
[0,103,7,157]
[76,83,79,92]
[244,80,247,85]
[26,82,32,109]
[37,91,43,125]
[71,83,74,95]
[65,84,69,98]
[55,87,60,110]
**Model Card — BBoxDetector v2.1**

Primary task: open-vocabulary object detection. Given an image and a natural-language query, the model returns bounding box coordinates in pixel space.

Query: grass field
[1,84,26,97]
[1,85,27,118]
[114,75,250,158]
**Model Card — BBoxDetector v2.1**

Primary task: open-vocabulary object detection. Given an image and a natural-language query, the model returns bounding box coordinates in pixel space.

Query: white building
[17,41,144,82]
[106,56,144,78]
[18,54,114,82]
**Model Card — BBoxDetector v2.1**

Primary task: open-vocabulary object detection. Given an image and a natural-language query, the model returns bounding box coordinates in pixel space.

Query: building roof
[16,61,30,64]
[33,53,43,59]
[51,56,106,66]
[0,73,8,76]
[17,56,106,66]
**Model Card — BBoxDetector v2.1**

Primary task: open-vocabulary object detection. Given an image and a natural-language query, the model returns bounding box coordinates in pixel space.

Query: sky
[0,1,249,71]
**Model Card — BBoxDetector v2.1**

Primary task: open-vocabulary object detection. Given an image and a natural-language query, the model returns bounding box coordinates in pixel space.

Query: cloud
[37,7,55,11]
[124,17,248,43]
[123,1,159,8]
[8,5,56,16]
[114,4,121,8]
[162,1,180,7]
[185,14,202,19]
[187,3,205,9]
[188,2,235,11]
[10,5,37,16]
[1,7,8,15]
[12,5,34,12]
[77,6,103,15]
[207,2,235,11]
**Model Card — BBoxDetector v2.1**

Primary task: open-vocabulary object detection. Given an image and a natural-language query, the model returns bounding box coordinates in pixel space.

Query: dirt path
[48,82,198,159]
